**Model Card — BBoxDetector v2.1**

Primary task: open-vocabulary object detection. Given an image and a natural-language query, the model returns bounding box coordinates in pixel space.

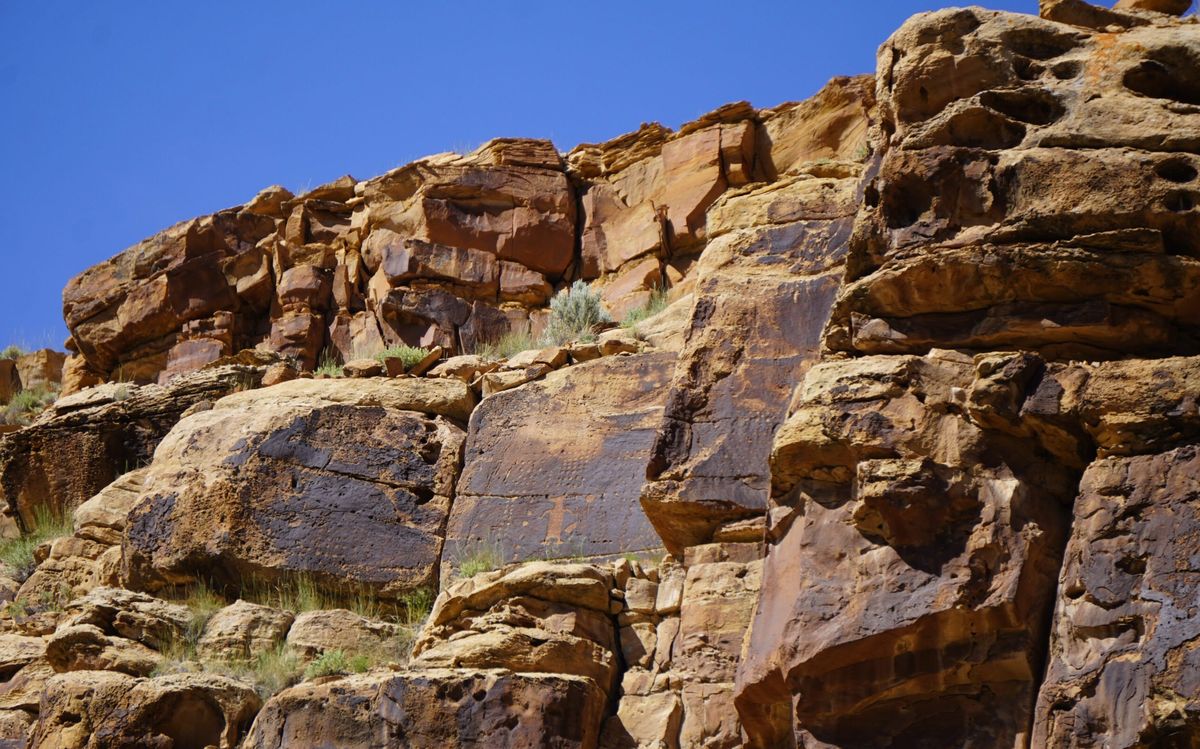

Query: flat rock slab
[444,352,675,569]
[122,382,465,599]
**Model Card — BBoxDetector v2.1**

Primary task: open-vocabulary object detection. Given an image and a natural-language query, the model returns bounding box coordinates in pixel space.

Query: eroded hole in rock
[884,175,935,229]
[1156,159,1199,184]
[1051,60,1082,80]
[1013,56,1045,81]
[942,108,1028,149]
[979,89,1065,126]
[1164,191,1197,212]
[1123,48,1200,106]
[1004,28,1083,61]
[155,697,225,749]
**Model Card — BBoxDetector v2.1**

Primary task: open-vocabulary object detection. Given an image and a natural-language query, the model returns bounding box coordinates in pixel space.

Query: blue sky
[0,0,1037,348]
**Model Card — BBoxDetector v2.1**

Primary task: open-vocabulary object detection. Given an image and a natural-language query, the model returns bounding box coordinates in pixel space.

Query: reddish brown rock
[736,353,1072,747]
[445,353,673,567]
[641,76,873,555]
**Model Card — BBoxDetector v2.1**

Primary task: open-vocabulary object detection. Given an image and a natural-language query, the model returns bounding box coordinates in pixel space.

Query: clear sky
[0,0,1041,349]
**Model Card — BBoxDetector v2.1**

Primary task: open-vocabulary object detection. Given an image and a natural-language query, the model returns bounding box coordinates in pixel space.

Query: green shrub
[0,346,24,360]
[542,281,611,345]
[453,537,504,579]
[314,349,343,377]
[3,386,57,425]
[375,345,432,369]
[472,330,537,361]
[0,507,73,581]
[302,648,373,680]
[228,643,303,698]
[620,287,670,331]
[400,587,435,627]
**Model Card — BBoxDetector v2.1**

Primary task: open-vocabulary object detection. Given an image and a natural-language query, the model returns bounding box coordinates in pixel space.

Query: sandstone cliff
[0,1,1196,747]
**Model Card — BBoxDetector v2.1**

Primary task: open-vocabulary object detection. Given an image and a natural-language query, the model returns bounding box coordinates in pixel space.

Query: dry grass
[472,331,537,361]
[0,507,73,581]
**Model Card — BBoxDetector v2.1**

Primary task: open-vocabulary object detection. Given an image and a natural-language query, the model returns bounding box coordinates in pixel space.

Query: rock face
[0,364,263,531]
[735,4,1200,748]
[6,2,1200,746]
[245,669,607,749]
[122,379,467,599]
[444,353,673,569]
[641,76,873,554]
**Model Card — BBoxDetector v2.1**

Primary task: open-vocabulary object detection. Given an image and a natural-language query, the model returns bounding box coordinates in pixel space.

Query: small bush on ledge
[542,280,611,346]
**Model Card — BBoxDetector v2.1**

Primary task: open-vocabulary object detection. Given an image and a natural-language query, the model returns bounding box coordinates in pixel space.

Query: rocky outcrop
[641,76,873,554]
[735,4,1200,747]
[245,669,607,749]
[29,670,260,749]
[121,378,468,599]
[0,364,263,531]
[5,1,1200,746]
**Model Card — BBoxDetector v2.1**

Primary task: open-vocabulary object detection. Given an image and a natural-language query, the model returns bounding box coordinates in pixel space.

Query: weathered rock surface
[285,608,401,659]
[0,365,263,528]
[196,600,294,662]
[245,669,607,749]
[1034,445,1200,748]
[641,76,874,554]
[413,562,619,694]
[29,670,260,749]
[445,353,672,568]
[122,379,467,599]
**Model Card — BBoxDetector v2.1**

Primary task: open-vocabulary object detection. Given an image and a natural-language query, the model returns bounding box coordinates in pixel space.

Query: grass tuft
[314,348,343,377]
[2,386,58,426]
[453,537,505,579]
[471,331,537,361]
[0,507,73,581]
[375,345,432,369]
[620,287,670,332]
[0,346,25,361]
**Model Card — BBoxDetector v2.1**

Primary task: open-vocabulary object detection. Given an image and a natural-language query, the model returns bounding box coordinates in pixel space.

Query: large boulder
[29,670,260,749]
[412,562,619,695]
[122,379,467,599]
[444,353,673,568]
[244,668,607,749]
[736,352,1073,747]
[824,7,1200,360]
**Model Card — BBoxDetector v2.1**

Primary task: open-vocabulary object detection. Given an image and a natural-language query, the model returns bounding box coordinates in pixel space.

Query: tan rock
[44,624,161,676]
[341,357,384,378]
[197,600,293,662]
[30,670,261,749]
[427,354,497,382]
[244,668,606,749]
[122,383,466,600]
[414,562,618,694]
[285,609,401,659]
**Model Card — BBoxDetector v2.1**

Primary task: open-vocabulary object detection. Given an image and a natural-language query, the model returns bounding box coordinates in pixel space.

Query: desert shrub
[3,386,57,425]
[302,649,373,680]
[0,507,73,581]
[314,348,343,377]
[0,346,24,360]
[472,330,537,361]
[228,643,303,698]
[620,287,670,331]
[542,281,611,345]
[375,345,432,369]
[242,575,385,621]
